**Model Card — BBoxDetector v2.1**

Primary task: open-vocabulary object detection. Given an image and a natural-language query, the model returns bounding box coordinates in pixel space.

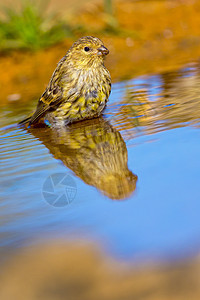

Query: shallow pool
[0,62,200,263]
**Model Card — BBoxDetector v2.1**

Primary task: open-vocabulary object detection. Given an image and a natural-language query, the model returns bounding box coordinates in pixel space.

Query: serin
[20,36,111,127]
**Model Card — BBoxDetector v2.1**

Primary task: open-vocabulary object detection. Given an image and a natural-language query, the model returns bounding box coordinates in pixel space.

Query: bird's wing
[29,57,67,125]
[29,86,63,125]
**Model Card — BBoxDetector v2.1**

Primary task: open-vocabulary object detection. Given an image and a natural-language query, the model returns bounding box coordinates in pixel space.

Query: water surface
[0,62,200,263]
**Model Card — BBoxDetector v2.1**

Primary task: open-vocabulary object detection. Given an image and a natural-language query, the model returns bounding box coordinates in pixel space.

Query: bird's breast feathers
[48,68,111,124]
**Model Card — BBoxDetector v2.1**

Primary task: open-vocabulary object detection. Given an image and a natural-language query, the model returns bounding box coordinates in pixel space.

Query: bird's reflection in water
[29,118,137,200]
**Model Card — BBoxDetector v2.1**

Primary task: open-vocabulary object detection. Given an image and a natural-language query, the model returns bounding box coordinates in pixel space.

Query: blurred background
[0,0,200,299]
[1,0,200,104]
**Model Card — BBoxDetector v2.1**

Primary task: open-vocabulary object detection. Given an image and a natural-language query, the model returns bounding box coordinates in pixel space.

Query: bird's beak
[97,46,109,56]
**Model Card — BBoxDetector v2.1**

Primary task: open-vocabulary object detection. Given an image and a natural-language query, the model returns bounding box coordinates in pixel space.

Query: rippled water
[0,62,200,263]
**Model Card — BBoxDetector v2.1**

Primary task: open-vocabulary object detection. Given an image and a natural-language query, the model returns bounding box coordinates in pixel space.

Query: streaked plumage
[29,118,137,200]
[19,36,111,127]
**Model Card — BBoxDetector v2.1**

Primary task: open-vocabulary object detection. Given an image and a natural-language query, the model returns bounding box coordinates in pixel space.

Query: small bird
[19,36,111,127]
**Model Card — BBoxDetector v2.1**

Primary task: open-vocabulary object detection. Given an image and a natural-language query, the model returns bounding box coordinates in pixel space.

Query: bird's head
[67,36,109,69]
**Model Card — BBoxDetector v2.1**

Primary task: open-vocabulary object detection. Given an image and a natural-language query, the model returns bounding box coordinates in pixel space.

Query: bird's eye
[84,47,90,52]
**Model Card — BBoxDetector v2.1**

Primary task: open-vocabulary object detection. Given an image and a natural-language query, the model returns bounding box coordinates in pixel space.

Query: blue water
[0,62,200,262]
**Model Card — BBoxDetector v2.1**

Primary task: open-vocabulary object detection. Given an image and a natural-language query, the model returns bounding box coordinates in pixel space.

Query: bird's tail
[18,116,32,126]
